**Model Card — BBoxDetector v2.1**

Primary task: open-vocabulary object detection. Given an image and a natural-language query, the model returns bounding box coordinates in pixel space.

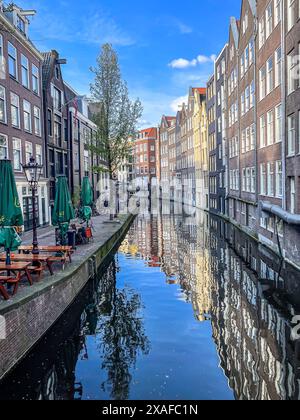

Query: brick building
[42,50,68,206]
[256,0,284,248]
[133,127,158,187]
[0,3,49,230]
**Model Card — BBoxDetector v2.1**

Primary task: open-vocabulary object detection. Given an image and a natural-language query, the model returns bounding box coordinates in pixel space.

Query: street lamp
[22,156,43,255]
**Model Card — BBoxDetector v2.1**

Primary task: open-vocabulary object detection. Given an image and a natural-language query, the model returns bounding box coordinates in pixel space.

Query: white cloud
[169,58,198,69]
[156,16,193,35]
[19,1,135,47]
[176,21,193,34]
[170,95,188,112]
[169,54,216,70]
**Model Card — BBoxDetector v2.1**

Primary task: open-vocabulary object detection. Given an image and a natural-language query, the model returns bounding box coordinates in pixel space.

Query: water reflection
[121,210,300,400]
[0,209,300,400]
[98,261,151,400]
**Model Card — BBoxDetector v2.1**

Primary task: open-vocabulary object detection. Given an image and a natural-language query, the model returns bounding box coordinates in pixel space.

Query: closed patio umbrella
[52,176,75,244]
[0,160,23,264]
[79,177,93,225]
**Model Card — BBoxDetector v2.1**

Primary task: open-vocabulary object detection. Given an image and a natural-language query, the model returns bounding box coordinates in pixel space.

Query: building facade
[193,88,209,210]
[133,127,158,188]
[42,50,69,207]
[207,75,217,212]
[256,0,284,248]
[214,47,228,216]
[0,3,49,230]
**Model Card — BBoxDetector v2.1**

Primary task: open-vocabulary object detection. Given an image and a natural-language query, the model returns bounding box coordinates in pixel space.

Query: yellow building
[193,88,209,210]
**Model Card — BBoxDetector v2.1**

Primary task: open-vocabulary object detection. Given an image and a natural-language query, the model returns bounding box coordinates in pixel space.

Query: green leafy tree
[89,43,143,180]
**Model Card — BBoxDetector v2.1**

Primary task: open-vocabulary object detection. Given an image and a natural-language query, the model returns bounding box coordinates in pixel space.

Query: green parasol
[0,160,23,264]
[52,176,75,244]
[81,177,93,207]
[80,177,93,224]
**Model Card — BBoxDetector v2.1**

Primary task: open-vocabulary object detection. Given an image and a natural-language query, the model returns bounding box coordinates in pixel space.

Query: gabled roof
[192,87,206,95]
[139,127,158,138]
[248,0,257,17]
[230,16,240,50]
[41,51,54,91]
[161,115,176,129]
[41,50,66,91]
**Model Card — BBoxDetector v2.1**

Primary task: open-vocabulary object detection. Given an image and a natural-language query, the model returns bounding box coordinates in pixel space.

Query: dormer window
[16,15,26,33]
[55,66,60,80]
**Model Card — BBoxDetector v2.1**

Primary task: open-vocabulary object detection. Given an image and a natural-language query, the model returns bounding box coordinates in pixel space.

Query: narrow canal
[0,210,300,400]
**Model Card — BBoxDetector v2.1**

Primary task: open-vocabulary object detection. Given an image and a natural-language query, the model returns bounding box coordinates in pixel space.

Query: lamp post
[22,156,43,255]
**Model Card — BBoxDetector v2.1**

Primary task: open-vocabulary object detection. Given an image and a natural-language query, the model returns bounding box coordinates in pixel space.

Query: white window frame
[0,84,7,123]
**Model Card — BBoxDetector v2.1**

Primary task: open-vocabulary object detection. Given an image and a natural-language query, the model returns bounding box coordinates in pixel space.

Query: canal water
[0,210,300,400]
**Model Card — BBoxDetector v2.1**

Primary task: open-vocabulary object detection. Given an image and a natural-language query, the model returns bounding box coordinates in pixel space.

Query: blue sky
[17,0,241,127]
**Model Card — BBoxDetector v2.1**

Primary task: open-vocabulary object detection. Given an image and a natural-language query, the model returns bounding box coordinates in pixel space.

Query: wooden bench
[0,276,20,297]
[47,255,67,272]
[27,265,45,280]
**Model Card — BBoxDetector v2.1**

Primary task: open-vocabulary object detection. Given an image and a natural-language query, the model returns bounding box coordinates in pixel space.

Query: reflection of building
[209,215,300,400]
[121,210,300,400]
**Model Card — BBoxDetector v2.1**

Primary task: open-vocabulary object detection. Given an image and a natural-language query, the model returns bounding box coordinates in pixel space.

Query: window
[34,106,41,136]
[23,100,32,132]
[275,161,282,198]
[288,52,299,94]
[52,85,62,111]
[8,42,17,79]
[274,0,282,26]
[0,34,3,57]
[267,162,274,196]
[54,115,62,147]
[259,18,266,49]
[13,138,22,171]
[251,167,256,193]
[55,66,60,80]
[16,15,26,33]
[250,81,255,108]
[266,57,273,95]
[25,142,33,164]
[260,163,266,195]
[290,177,296,214]
[260,115,266,148]
[10,93,20,128]
[21,55,29,88]
[266,3,273,39]
[275,47,282,87]
[275,104,282,143]
[287,0,296,31]
[267,110,274,145]
[260,67,266,100]
[250,124,255,150]
[47,109,53,136]
[0,134,8,159]
[288,114,295,155]
[36,144,42,165]
[0,85,6,123]
[32,64,40,95]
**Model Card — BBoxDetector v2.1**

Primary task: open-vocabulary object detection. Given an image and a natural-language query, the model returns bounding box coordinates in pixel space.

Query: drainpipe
[281,0,287,211]
[253,16,259,212]
[261,201,300,225]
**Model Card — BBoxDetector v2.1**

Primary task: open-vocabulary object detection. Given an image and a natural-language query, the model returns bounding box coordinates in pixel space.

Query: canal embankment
[0,213,134,381]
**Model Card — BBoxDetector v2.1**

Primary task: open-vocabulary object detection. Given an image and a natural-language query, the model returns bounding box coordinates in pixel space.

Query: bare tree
[89,44,143,218]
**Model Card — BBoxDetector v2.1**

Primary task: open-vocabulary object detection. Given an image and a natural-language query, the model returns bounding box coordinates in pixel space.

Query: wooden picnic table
[0,262,33,299]
[0,253,67,276]
[18,245,73,263]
